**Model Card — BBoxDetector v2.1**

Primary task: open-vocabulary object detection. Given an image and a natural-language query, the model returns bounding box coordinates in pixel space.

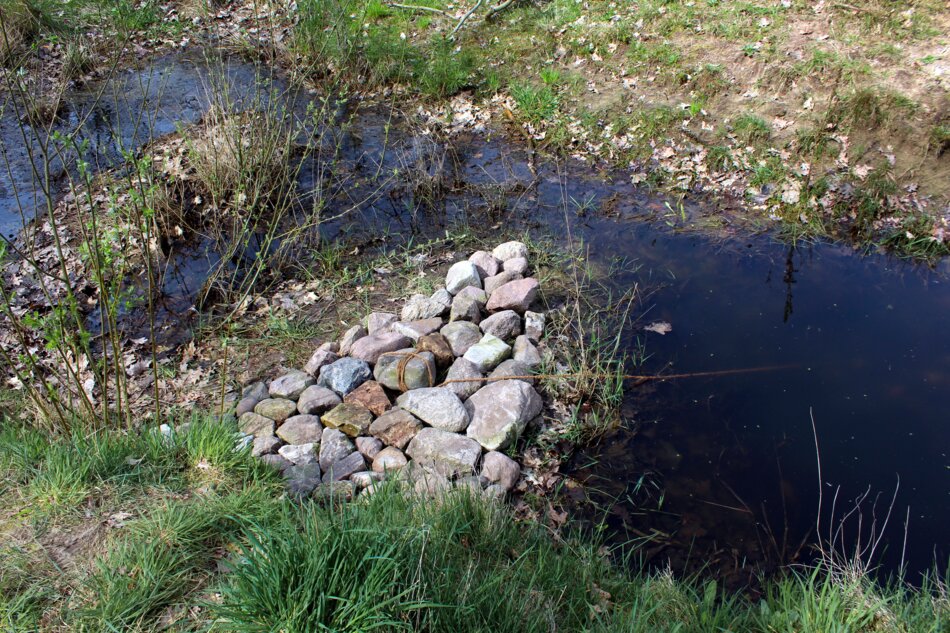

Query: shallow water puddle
[2,51,947,582]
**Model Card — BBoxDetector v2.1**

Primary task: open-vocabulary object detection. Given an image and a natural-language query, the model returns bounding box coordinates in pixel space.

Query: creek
[1,51,946,583]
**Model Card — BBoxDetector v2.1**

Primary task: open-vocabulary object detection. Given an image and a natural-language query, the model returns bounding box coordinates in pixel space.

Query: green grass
[1,412,948,631]
[511,81,559,122]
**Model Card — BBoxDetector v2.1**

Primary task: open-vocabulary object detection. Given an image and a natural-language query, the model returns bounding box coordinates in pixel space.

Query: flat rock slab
[392,318,443,341]
[297,385,342,415]
[322,403,374,437]
[396,388,470,433]
[276,415,323,445]
[318,357,372,396]
[344,380,391,417]
[242,382,269,402]
[513,335,541,367]
[441,321,483,357]
[463,334,511,372]
[465,380,543,451]
[406,427,482,477]
[483,271,521,295]
[254,398,298,423]
[369,408,423,450]
[374,348,436,391]
[348,331,412,364]
[240,412,276,438]
[524,311,545,342]
[486,277,539,314]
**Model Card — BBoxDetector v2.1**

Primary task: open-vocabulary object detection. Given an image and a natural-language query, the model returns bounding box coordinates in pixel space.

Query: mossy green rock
[322,403,374,437]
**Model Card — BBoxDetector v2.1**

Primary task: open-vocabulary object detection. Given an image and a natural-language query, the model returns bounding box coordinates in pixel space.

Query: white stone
[491,241,528,262]
[396,388,470,433]
[445,260,482,295]
[462,334,512,372]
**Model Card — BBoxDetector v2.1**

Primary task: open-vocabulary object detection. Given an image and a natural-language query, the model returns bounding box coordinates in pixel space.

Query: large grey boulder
[297,385,342,415]
[396,388,470,433]
[373,348,436,391]
[445,260,482,295]
[276,415,323,445]
[465,380,543,451]
[268,371,315,399]
[462,334,511,372]
[348,331,412,364]
[443,357,483,401]
[406,428,482,476]
[319,428,355,471]
[479,310,522,341]
[440,321,483,357]
[318,358,372,396]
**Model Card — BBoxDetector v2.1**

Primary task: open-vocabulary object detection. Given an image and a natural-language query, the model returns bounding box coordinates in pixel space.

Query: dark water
[2,52,947,582]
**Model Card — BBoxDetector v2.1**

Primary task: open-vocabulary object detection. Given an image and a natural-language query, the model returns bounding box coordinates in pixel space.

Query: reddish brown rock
[344,380,392,417]
[416,333,454,368]
[486,277,540,314]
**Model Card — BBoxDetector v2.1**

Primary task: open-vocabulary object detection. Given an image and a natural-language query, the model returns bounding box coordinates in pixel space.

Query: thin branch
[450,0,485,38]
[387,2,448,15]
[486,0,517,19]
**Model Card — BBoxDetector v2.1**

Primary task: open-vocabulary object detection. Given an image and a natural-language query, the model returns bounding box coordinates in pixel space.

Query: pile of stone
[234,241,548,502]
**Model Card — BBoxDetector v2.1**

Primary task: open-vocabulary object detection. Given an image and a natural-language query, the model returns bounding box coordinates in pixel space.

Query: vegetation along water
[0,0,947,630]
